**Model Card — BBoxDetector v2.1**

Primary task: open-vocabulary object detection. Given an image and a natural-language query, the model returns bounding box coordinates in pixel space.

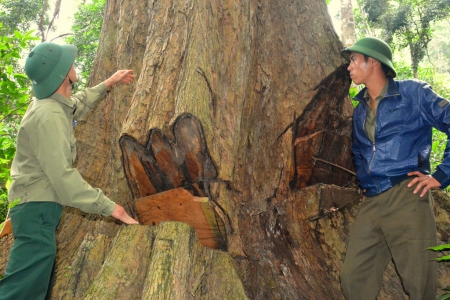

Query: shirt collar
[354,76,396,103]
[363,79,389,102]
[47,92,74,109]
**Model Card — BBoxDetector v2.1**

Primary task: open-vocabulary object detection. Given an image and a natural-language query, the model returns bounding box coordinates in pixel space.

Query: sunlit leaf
[428,244,450,251]
[436,255,450,262]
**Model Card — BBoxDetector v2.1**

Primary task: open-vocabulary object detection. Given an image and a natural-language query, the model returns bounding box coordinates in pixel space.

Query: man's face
[67,65,78,83]
[347,52,374,85]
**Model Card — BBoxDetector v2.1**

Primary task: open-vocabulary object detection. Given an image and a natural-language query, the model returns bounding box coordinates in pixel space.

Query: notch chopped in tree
[119,113,226,250]
[290,64,356,190]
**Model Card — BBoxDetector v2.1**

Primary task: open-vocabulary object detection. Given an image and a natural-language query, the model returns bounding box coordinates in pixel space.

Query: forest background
[0,0,450,225]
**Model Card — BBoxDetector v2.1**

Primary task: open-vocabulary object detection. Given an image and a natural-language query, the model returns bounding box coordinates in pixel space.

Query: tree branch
[312,157,356,176]
[49,33,74,42]
[0,100,32,123]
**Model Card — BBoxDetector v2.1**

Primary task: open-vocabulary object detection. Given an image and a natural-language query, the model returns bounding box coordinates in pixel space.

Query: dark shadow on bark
[290,64,355,192]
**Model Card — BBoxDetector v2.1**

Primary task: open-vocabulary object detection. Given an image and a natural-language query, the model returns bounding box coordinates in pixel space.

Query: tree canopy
[355,0,450,77]
[0,0,47,36]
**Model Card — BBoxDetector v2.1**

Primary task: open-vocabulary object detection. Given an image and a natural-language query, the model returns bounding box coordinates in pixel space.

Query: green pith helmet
[341,37,396,78]
[25,42,78,99]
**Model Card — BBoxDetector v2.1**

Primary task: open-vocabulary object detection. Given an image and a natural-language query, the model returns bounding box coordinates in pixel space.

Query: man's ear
[370,58,380,67]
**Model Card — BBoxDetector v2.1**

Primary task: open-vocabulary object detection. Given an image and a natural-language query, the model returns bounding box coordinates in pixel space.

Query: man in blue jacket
[339,37,449,299]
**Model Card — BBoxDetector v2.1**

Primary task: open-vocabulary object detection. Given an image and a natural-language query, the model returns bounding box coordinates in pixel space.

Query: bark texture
[1,0,450,299]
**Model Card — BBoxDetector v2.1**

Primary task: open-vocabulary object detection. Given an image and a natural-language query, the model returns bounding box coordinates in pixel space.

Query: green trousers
[0,202,62,300]
[340,179,437,299]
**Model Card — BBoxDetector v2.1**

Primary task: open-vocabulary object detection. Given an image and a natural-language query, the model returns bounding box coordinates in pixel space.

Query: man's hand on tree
[111,204,139,224]
[104,70,135,88]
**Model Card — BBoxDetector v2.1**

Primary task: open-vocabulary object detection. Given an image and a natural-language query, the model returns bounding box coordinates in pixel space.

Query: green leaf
[13,74,28,80]
[5,179,11,190]
[436,255,450,262]
[13,30,23,39]
[428,244,450,252]
[432,140,439,152]
[436,294,450,300]
[9,198,20,209]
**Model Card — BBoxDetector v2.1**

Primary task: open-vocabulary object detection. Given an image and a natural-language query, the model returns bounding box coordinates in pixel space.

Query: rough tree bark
[1,0,450,299]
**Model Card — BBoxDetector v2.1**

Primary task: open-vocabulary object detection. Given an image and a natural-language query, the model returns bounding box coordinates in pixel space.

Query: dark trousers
[0,202,62,300]
[340,179,437,299]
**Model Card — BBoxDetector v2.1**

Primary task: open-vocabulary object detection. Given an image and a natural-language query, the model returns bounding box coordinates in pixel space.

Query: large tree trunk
[1,0,450,299]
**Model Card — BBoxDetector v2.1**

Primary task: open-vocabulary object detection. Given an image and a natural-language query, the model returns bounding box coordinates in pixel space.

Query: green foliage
[395,60,450,98]
[0,0,49,36]
[426,20,450,75]
[356,0,450,76]
[0,197,19,230]
[428,244,450,298]
[428,243,450,254]
[353,1,372,40]
[437,292,450,300]
[431,128,448,175]
[0,25,37,224]
[65,0,105,88]
[362,0,388,23]
[349,86,360,107]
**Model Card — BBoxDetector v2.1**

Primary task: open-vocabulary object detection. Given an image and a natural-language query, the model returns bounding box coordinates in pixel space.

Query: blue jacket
[352,77,450,196]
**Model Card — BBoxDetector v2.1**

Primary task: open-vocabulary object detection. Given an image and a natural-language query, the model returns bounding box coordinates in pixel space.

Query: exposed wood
[119,113,217,199]
[0,218,11,239]
[120,114,227,250]
[135,188,227,250]
[290,64,355,190]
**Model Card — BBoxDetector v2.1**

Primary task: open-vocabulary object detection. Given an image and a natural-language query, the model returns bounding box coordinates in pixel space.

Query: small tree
[340,0,356,46]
